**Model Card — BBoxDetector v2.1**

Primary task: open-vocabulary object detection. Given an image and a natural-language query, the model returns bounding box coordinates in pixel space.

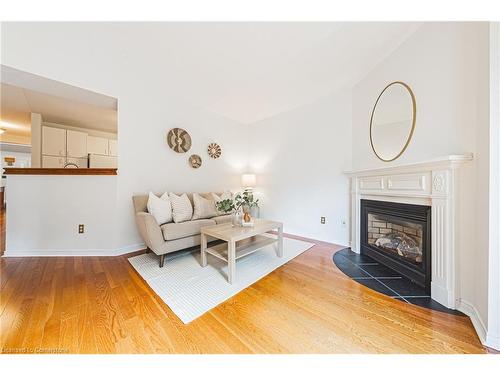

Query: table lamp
[241,174,256,191]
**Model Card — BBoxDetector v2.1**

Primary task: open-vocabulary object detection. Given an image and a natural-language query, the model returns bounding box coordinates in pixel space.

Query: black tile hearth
[358,264,402,278]
[339,250,375,264]
[332,252,357,265]
[338,262,371,278]
[382,278,429,297]
[333,248,464,316]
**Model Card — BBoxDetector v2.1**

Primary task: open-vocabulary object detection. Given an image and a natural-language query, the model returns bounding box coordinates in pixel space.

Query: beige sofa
[132,192,231,267]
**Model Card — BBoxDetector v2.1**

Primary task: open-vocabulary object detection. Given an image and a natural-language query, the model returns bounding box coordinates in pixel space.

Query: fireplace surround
[345,154,473,309]
[361,199,431,292]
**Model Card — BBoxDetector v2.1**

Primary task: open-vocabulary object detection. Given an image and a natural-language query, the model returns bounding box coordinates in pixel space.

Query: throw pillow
[146,192,172,225]
[211,191,233,215]
[192,193,218,220]
[169,193,193,223]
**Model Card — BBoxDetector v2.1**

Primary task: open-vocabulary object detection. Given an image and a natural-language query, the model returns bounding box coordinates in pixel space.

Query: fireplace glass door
[361,199,431,291]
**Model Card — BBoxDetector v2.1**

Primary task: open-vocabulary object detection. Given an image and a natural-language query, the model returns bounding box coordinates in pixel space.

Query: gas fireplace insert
[360,199,431,292]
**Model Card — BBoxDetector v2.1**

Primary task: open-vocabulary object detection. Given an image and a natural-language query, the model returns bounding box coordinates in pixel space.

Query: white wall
[248,90,352,244]
[473,22,491,343]
[114,95,249,249]
[5,175,118,255]
[352,23,487,169]
[351,22,491,339]
[487,22,500,351]
[1,22,249,254]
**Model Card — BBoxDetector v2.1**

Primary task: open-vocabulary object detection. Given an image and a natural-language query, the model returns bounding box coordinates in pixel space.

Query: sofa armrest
[135,212,165,253]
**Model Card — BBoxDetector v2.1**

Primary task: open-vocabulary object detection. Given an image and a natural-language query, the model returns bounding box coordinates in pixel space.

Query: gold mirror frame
[369,81,417,162]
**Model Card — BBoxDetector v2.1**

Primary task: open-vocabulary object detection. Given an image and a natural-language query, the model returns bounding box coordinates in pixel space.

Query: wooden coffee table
[200,219,283,284]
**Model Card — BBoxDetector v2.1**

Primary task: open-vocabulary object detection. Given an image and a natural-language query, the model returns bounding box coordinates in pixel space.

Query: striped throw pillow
[169,193,193,223]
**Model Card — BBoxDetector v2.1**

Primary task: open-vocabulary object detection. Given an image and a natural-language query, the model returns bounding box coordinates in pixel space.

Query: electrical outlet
[320,216,326,224]
[78,224,84,234]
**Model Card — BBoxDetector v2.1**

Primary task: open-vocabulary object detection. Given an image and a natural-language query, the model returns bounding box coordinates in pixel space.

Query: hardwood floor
[0,206,5,257]
[0,228,486,354]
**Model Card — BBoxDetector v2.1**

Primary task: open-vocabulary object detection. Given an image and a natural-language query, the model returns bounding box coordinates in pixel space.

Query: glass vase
[231,210,243,227]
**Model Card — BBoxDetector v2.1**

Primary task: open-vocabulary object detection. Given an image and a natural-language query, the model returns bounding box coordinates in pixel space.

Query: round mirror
[370,81,416,162]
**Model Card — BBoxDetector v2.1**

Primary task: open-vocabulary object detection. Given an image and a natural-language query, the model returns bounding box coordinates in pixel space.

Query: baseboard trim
[486,332,500,351]
[115,243,146,255]
[431,282,454,309]
[3,250,118,257]
[457,299,487,345]
[2,243,146,257]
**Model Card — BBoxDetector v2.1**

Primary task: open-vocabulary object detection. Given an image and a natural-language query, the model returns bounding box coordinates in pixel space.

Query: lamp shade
[241,173,256,188]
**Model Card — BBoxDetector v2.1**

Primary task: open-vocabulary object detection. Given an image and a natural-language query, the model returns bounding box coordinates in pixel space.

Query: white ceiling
[1,22,422,128]
[136,22,422,124]
[1,66,117,137]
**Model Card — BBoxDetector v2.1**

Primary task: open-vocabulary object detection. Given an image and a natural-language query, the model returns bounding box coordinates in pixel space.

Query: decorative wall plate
[189,154,202,169]
[166,128,192,153]
[207,142,222,159]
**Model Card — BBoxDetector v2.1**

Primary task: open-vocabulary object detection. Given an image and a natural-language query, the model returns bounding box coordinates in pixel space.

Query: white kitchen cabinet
[89,154,117,168]
[42,126,66,156]
[87,136,109,155]
[67,130,88,158]
[42,155,66,168]
[66,157,88,168]
[108,139,118,156]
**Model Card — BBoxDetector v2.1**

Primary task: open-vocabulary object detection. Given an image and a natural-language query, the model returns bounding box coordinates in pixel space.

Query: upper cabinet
[108,139,118,157]
[66,130,88,158]
[41,125,116,168]
[42,126,66,156]
[87,136,109,156]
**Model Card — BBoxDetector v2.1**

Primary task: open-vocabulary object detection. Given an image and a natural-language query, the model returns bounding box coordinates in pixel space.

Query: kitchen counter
[3,168,117,175]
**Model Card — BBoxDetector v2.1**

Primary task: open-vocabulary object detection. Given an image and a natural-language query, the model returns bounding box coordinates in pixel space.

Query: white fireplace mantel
[344,154,473,309]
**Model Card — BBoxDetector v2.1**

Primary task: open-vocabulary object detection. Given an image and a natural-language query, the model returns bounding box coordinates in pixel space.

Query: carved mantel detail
[432,173,446,193]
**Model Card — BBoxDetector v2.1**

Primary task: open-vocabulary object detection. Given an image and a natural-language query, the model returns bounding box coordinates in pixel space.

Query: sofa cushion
[169,192,193,223]
[192,193,217,220]
[211,191,233,215]
[146,192,172,225]
[161,219,216,241]
[213,215,232,224]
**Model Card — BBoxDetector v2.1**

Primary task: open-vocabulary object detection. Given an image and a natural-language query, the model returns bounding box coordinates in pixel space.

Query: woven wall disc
[207,143,222,159]
[166,128,192,153]
[189,154,202,169]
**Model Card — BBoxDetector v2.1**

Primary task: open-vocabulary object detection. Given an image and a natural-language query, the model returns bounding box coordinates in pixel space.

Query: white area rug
[128,235,314,323]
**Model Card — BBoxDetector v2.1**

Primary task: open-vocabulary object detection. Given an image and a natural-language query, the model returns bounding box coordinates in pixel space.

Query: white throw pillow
[146,192,172,225]
[192,193,218,220]
[211,191,233,215]
[169,193,193,223]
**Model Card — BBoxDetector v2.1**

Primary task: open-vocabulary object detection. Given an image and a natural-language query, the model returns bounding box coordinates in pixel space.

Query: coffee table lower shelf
[204,235,277,262]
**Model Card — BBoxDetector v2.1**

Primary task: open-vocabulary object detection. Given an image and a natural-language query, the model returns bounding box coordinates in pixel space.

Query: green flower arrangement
[216,190,259,214]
